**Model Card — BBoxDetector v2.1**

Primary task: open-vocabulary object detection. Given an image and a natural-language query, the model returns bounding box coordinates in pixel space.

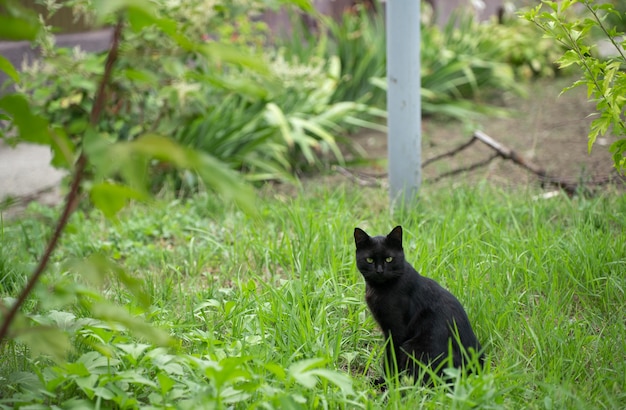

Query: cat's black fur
[354,225,483,384]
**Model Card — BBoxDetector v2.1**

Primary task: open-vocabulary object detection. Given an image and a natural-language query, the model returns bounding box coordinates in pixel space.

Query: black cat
[354,225,483,384]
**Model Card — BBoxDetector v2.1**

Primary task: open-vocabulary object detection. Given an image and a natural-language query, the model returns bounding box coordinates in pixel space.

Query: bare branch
[0,19,125,342]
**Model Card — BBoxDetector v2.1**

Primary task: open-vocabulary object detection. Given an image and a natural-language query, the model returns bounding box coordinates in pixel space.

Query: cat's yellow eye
[385,257,393,263]
[366,258,374,263]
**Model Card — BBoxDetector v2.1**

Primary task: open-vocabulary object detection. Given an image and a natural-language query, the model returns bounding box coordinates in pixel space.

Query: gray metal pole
[386,0,421,206]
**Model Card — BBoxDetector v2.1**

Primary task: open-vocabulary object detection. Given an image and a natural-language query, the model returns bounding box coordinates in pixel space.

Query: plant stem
[0,19,125,342]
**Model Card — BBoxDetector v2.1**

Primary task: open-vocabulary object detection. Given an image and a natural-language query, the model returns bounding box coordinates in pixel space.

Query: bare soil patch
[346,76,625,193]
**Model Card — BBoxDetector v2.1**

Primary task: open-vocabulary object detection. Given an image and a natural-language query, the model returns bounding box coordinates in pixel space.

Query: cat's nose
[376,265,383,274]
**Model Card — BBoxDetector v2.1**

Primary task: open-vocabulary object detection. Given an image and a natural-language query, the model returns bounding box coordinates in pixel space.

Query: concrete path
[0,29,112,219]
[0,142,66,218]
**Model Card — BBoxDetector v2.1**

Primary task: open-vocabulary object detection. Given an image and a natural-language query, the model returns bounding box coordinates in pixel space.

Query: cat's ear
[387,225,403,248]
[354,228,371,247]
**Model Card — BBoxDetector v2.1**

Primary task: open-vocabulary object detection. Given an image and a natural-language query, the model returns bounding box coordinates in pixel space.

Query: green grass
[1,181,625,408]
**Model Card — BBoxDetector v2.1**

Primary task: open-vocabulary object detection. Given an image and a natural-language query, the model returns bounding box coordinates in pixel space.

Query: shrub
[16,0,377,185]
[525,0,626,174]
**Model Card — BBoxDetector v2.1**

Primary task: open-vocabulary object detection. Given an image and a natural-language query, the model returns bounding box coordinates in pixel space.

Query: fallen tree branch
[333,165,385,187]
[472,130,547,177]
[471,130,579,195]
[337,130,623,195]
[423,137,477,167]
[426,153,499,183]
[426,130,619,195]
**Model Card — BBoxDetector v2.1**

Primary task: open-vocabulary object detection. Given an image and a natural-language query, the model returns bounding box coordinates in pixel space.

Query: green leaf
[116,343,152,362]
[121,134,256,214]
[126,5,158,31]
[63,362,91,378]
[77,351,120,374]
[16,326,71,361]
[288,358,327,388]
[91,0,156,24]
[157,372,175,395]
[0,0,41,41]
[0,54,19,83]
[278,0,315,13]
[69,254,151,308]
[306,368,354,396]
[264,362,287,381]
[90,182,149,218]
[89,301,172,346]
[195,42,270,75]
[49,127,76,169]
[0,94,50,145]
[265,103,294,147]
[123,68,159,85]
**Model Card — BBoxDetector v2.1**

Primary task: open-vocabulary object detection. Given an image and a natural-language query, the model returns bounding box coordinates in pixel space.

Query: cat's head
[354,226,405,284]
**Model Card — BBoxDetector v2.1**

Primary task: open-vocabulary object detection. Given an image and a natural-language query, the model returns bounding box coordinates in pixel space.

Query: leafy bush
[493,10,565,79]
[284,2,538,122]
[525,0,626,174]
[17,0,377,184]
[283,2,567,124]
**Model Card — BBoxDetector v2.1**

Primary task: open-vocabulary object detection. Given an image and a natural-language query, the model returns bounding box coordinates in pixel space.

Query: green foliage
[525,0,626,174]
[0,0,306,383]
[491,11,565,79]
[280,3,387,108]
[0,0,41,41]
[417,10,523,120]
[17,0,376,183]
[281,2,524,123]
[1,183,625,407]
[326,2,565,122]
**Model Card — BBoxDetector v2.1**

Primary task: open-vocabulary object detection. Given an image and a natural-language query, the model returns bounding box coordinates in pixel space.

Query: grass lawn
[1,181,625,408]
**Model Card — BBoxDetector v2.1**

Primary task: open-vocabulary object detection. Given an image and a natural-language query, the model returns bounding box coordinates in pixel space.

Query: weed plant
[1,182,625,408]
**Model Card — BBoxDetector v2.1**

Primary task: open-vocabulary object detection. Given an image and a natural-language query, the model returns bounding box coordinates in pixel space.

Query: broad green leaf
[157,372,175,395]
[89,301,172,346]
[49,127,76,169]
[83,127,123,179]
[35,310,78,332]
[69,253,151,308]
[126,5,158,31]
[116,343,152,362]
[264,362,287,381]
[63,362,91,378]
[74,375,99,399]
[8,371,44,393]
[91,0,156,24]
[0,94,50,145]
[16,326,71,361]
[0,0,40,41]
[77,351,120,374]
[122,134,256,214]
[195,42,270,75]
[0,54,19,83]
[288,358,327,388]
[123,68,160,85]
[305,368,354,396]
[90,182,149,218]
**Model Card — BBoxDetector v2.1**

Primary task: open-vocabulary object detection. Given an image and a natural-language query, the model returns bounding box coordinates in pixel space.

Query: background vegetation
[526,0,626,174]
[1,0,625,408]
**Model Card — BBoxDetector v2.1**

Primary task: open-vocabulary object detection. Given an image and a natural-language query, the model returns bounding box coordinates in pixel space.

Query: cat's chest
[365,284,416,330]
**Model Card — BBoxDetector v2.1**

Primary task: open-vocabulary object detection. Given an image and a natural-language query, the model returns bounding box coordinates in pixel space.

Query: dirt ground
[347,75,625,194]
